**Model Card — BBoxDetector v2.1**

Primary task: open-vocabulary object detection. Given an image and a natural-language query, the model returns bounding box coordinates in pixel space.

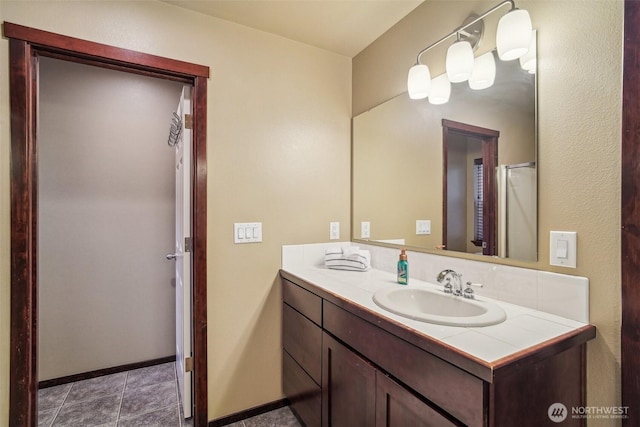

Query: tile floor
[222,407,301,427]
[38,362,192,427]
[38,361,301,427]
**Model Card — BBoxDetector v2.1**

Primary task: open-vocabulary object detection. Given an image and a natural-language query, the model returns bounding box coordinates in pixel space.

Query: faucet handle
[443,277,453,294]
[463,281,483,299]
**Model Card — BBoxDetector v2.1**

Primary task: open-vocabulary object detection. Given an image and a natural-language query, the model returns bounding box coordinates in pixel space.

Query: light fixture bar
[415,0,516,65]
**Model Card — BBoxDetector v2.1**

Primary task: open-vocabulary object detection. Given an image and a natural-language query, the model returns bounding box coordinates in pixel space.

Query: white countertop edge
[282,265,590,364]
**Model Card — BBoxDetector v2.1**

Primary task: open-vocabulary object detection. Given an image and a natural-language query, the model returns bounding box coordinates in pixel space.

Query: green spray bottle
[397,248,408,285]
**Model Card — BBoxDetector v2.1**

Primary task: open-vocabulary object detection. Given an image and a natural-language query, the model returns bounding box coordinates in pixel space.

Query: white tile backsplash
[282,242,590,323]
[493,265,539,310]
[537,271,589,323]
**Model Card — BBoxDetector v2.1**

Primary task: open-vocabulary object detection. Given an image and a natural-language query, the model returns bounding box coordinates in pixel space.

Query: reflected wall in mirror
[352,50,537,261]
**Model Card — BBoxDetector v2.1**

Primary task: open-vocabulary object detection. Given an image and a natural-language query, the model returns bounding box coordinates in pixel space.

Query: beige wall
[37,57,181,380]
[353,0,622,424]
[0,0,351,422]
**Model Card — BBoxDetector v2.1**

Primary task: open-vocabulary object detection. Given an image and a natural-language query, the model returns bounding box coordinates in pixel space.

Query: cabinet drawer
[283,278,322,326]
[323,301,486,427]
[283,351,322,427]
[283,303,322,384]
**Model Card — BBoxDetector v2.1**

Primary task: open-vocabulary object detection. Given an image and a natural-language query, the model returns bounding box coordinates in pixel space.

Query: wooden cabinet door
[376,372,459,427]
[322,333,376,427]
[283,351,321,427]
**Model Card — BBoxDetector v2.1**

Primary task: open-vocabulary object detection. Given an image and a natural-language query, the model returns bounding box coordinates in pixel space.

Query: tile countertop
[281,265,596,366]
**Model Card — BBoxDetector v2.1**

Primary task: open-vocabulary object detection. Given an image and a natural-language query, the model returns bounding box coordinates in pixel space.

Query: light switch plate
[361,221,371,239]
[330,222,340,240]
[416,220,431,235]
[234,222,262,244]
[550,231,576,268]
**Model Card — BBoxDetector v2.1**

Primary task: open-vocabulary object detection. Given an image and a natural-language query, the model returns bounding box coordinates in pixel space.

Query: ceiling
[161,0,424,57]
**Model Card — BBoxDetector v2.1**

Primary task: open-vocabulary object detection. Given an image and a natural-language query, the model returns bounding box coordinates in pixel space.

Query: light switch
[416,220,431,235]
[550,231,576,268]
[234,222,262,244]
[556,239,568,259]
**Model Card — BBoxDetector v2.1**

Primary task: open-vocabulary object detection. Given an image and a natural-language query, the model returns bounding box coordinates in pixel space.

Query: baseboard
[209,398,289,427]
[38,355,176,389]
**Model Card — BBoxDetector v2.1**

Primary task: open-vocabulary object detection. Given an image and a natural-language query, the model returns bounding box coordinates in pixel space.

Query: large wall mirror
[352,47,537,261]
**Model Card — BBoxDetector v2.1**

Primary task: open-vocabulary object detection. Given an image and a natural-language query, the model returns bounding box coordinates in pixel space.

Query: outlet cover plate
[361,221,371,239]
[330,222,340,240]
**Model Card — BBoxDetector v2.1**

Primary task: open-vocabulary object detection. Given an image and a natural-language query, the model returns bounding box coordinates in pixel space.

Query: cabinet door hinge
[184,114,193,129]
[184,237,193,252]
[185,357,193,373]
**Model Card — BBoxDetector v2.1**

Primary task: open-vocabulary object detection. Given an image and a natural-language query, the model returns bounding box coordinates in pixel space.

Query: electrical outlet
[330,222,340,240]
[361,221,371,239]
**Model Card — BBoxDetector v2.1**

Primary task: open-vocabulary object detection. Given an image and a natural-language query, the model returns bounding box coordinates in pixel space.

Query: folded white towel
[324,247,371,272]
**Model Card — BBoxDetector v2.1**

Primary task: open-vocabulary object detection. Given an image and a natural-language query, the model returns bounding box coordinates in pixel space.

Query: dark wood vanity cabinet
[375,370,458,427]
[321,328,458,427]
[282,278,322,427]
[281,271,596,427]
[322,333,376,427]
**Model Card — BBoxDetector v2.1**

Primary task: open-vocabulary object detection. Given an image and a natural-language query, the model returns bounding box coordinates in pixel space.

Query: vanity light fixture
[469,51,496,90]
[429,74,451,105]
[407,63,431,99]
[446,36,475,83]
[407,0,532,102]
[519,30,537,73]
[496,8,532,60]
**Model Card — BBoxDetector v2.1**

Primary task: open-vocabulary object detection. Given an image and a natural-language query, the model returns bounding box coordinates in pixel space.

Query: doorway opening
[5,22,209,427]
[36,55,189,423]
[442,119,499,256]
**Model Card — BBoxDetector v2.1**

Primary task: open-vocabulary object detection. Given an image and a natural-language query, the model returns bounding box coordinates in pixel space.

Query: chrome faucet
[436,269,463,296]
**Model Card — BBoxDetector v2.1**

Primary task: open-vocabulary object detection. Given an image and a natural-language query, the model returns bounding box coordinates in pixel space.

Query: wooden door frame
[622,1,640,424]
[4,22,209,427]
[441,119,499,256]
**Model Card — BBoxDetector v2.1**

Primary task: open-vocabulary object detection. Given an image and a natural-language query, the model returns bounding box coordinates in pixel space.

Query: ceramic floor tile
[119,380,178,418]
[65,373,126,404]
[38,408,58,427]
[125,363,176,390]
[52,394,121,427]
[243,407,301,427]
[117,405,180,426]
[38,383,72,411]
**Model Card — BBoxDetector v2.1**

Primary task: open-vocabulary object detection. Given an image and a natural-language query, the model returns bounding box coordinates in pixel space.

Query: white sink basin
[372,286,506,327]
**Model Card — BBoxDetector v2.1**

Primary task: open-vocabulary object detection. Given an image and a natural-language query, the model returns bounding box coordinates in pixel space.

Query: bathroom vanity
[280,268,596,427]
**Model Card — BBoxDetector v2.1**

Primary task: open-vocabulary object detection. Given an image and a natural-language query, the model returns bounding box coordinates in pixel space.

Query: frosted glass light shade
[429,74,451,105]
[519,30,537,73]
[497,9,532,61]
[469,52,496,90]
[407,64,431,99]
[446,40,474,83]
